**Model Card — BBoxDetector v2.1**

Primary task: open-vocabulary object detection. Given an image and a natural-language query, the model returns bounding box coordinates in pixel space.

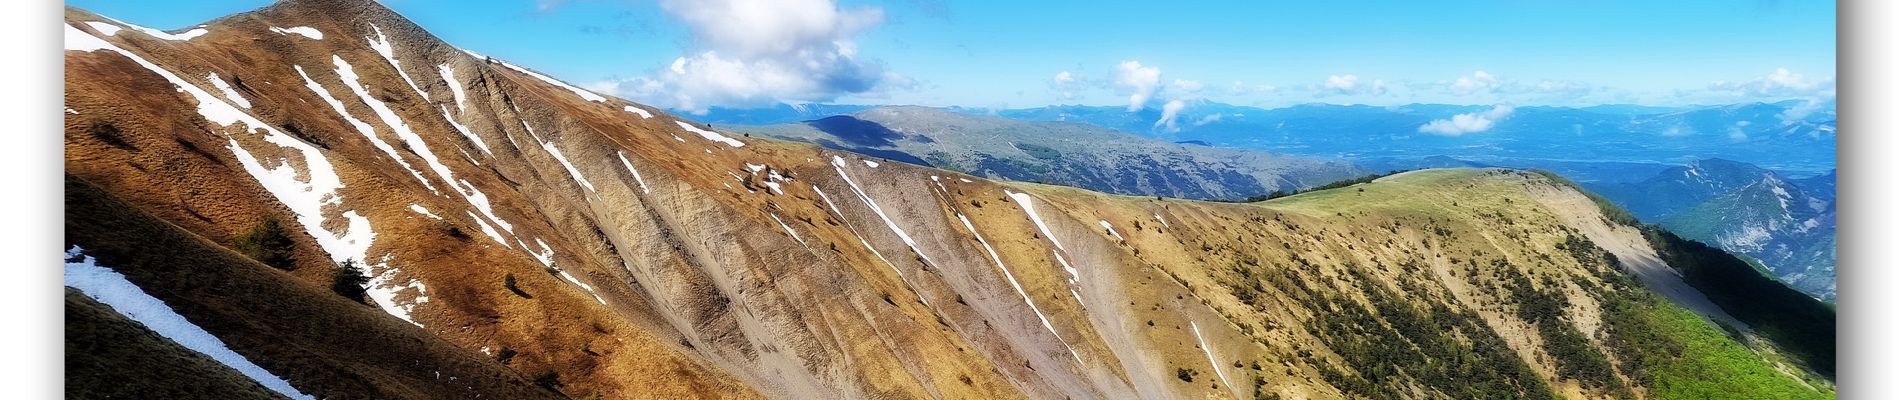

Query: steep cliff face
[62,1,1829,399]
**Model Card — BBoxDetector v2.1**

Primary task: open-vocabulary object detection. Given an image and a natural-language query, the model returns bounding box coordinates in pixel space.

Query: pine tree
[330,259,370,303]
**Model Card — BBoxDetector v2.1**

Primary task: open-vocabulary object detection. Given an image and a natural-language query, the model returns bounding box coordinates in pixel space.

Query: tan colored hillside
[62,0,1829,398]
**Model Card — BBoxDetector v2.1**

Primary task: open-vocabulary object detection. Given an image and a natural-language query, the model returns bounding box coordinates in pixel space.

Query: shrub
[329,259,370,304]
[504,273,528,298]
[234,217,297,270]
[496,346,517,364]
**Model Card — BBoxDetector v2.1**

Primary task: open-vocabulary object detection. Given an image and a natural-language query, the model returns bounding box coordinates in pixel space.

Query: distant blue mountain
[688,103,879,125]
[688,101,1835,174]
[983,101,1836,174]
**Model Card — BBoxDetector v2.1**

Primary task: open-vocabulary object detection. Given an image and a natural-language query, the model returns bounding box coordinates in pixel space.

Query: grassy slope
[1252,169,1826,399]
[66,288,289,400]
[64,175,569,400]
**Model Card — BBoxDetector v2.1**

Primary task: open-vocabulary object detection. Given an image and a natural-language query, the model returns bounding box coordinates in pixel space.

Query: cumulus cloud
[597,0,907,113]
[1050,71,1082,100]
[1113,61,1163,111]
[1153,99,1188,132]
[1417,105,1515,136]
[1320,74,1387,96]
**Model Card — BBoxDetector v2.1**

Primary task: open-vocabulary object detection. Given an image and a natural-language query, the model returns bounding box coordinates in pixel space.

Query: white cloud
[1229,80,1275,95]
[1192,113,1223,126]
[1320,74,1386,96]
[1113,61,1163,111]
[1171,79,1204,94]
[1050,71,1082,100]
[1706,68,1836,99]
[1449,70,1499,94]
[1417,104,1515,136]
[598,0,905,113]
[1153,99,1188,132]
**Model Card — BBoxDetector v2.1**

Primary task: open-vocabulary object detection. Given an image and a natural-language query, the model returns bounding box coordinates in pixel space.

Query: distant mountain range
[724,106,1367,201]
[690,101,1836,175]
[1595,160,1837,300]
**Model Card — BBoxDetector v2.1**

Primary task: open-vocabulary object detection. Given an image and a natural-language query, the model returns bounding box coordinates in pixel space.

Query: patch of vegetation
[233,217,297,271]
[1599,292,1828,399]
[504,273,529,298]
[1263,262,1554,399]
[329,259,370,304]
[1500,264,1624,394]
[87,122,136,150]
[1641,228,1835,378]
[496,346,517,364]
[1013,142,1063,160]
[1177,367,1198,382]
[1224,170,1412,203]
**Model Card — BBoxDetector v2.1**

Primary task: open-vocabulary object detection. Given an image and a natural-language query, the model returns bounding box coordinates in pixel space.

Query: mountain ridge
[63,1,1833,398]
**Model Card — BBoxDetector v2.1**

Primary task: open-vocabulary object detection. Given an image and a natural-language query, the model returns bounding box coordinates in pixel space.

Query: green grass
[1601,294,1829,399]
[1642,228,1835,378]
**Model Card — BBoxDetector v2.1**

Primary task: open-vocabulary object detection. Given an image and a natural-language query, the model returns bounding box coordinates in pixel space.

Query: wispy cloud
[1318,74,1387,96]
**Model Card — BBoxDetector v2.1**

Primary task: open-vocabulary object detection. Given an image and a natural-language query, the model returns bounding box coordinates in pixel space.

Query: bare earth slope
[63,1,1829,398]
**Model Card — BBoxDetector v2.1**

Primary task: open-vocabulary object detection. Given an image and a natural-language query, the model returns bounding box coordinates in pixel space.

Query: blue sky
[69,0,1836,113]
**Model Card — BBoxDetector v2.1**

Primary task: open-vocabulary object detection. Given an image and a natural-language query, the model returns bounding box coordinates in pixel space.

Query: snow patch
[831,156,936,266]
[814,187,928,307]
[465,211,510,248]
[527,238,556,267]
[94,17,206,41]
[438,64,469,113]
[206,73,251,109]
[624,105,653,119]
[269,26,323,40]
[771,213,806,244]
[65,246,316,400]
[675,121,745,147]
[337,56,468,200]
[1099,220,1124,241]
[615,151,652,194]
[366,24,430,102]
[1153,213,1171,229]
[439,105,491,155]
[1005,190,1066,251]
[67,28,399,323]
[863,159,880,168]
[83,21,121,36]
[556,269,607,305]
[297,62,439,194]
[540,140,596,192]
[1191,321,1234,390]
[496,60,608,102]
[408,204,441,219]
[953,214,1085,365]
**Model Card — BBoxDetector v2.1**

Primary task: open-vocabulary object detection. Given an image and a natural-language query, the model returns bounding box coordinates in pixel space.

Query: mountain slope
[63,1,1831,398]
[729,106,1368,201]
